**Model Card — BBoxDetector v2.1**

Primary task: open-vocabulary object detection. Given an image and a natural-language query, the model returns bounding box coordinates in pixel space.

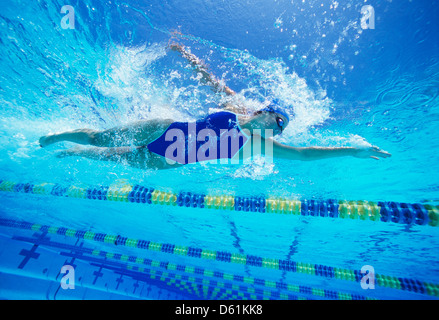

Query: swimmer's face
[250,111,289,137]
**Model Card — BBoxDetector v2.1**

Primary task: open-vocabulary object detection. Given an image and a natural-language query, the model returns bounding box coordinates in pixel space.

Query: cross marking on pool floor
[17,232,49,269]
[58,239,83,278]
[116,274,124,290]
[92,265,104,285]
[132,280,139,294]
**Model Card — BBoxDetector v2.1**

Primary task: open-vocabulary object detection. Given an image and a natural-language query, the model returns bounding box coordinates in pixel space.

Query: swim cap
[260,99,290,122]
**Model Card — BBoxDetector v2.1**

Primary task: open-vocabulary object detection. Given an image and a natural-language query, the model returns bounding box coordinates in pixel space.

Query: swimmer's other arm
[267,140,391,161]
[170,44,236,96]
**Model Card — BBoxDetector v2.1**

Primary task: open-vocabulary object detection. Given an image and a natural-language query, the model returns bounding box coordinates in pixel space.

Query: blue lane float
[0,178,437,227]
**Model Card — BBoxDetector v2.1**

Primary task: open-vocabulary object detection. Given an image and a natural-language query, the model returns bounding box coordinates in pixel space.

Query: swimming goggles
[261,105,287,132]
[276,116,285,132]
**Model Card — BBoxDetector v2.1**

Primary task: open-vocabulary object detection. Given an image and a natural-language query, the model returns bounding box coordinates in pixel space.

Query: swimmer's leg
[39,119,173,148]
[56,145,134,162]
[40,129,99,147]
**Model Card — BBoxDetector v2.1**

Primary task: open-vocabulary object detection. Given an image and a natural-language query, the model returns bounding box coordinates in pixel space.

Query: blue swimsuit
[147,112,249,164]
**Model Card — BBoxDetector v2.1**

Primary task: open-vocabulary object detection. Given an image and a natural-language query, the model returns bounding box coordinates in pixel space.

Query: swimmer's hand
[353,146,391,160]
[169,43,183,52]
[167,30,184,51]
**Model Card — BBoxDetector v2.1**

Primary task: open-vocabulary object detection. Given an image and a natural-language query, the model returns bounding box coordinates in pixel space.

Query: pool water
[0,0,438,300]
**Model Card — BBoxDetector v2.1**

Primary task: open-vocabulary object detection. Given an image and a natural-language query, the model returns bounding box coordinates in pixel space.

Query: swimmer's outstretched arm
[169,44,236,96]
[267,140,391,161]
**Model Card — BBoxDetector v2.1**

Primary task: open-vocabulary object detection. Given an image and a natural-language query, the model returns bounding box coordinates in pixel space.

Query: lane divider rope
[18,231,372,300]
[0,179,438,227]
[0,218,437,298]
